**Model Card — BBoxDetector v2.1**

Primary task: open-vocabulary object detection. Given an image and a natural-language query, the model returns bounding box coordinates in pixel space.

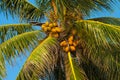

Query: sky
[0,0,120,80]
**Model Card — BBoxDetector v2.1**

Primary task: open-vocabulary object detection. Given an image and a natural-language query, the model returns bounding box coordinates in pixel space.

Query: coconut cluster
[41,22,62,38]
[60,36,78,53]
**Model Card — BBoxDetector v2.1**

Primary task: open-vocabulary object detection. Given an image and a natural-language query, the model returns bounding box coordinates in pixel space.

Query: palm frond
[75,20,120,60]
[76,20,120,51]
[0,24,33,43]
[48,0,119,18]
[35,0,51,11]
[81,50,120,80]
[89,17,120,26]
[81,59,108,80]
[0,30,44,63]
[68,52,77,80]
[75,20,120,79]
[64,52,87,80]
[0,0,44,21]
[0,51,6,78]
[16,37,59,80]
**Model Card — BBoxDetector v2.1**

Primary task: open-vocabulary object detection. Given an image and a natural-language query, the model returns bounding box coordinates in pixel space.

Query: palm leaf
[68,52,77,80]
[64,52,87,80]
[75,20,120,60]
[16,37,59,80]
[89,17,120,26]
[81,59,107,80]
[0,51,6,78]
[0,0,44,21]
[75,20,120,79]
[81,51,120,80]
[0,24,33,43]
[35,0,51,11]
[0,30,44,63]
[48,0,119,18]
[76,20,120,51]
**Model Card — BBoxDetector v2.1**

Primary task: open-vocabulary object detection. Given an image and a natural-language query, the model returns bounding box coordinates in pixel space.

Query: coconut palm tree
[1,0,120,80]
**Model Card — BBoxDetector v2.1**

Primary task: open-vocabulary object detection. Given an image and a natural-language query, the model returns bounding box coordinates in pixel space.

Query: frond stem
[68,52,77,80]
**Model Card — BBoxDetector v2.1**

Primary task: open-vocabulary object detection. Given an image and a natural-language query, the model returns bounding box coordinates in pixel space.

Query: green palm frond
[100,50,120,80]
[0,51,5,78]
[35,0,51,11]
[0,0,44,20]
[75,20,120,79]
[76,20,120,51]
[65,52,87,80]
[46,0,119,18]
[81,59,108,80]
[75,20,120,61]
[0,30,44,63]
[81,51,120,80]
[89,17,120,26]
[16,37,59,80]
[0,24,33,43]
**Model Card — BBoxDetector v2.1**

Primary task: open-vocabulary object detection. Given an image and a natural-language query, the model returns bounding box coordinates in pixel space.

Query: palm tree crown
[0,0,120,80]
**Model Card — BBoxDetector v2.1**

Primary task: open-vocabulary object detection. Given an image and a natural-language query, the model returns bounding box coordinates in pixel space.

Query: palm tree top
[0,0,120,80]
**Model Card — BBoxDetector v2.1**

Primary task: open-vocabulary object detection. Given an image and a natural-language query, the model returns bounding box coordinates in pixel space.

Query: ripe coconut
[49,23,54,28]
[70,46,76,51]
[53,33,59,38]
[60,41,67,47]
[51,28,57,33]
[53,22,57,27]
[55,27,62,33]
[68,36,74,41]
[41,24,46,29]
[64,46,69,52]
[47,27,51,31]
[73,42,77,47]
[68,40,73,45]
[45,21,49,26]
[43,27,48,32]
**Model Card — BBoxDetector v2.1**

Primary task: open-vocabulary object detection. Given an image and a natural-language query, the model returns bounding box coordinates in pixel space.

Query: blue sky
[0,1,120,80]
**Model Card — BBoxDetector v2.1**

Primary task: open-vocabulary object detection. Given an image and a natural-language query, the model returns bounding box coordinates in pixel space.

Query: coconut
[70,46,76,51]
[68,36,74,41]
[41,24,46,29]
[53,22,57,27]
[43,27,48,32]
[53,33,59,38]
[49,23,54,28]
[64,46,69,52]
[55,27,62,32]
[73,42,77,47]
[68,40,73,45]
[45,21,49,26]
[51,28,57,33]
[47,27,51,31]
[60,41,67,46]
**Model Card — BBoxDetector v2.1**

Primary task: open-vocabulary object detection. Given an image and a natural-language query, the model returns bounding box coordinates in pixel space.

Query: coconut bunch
[60,36,79,53]
[41,22,62,38]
